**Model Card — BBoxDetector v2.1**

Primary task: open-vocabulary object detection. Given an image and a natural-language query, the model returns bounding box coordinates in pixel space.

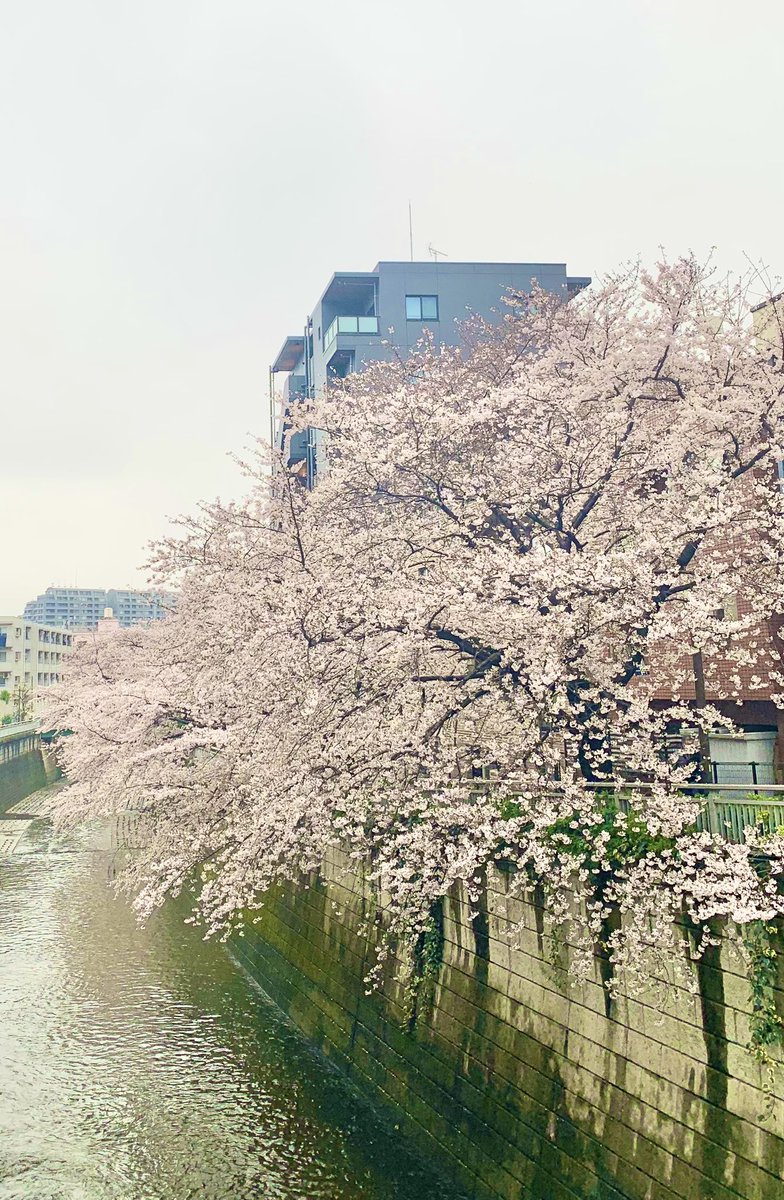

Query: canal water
[0,809,459,1200]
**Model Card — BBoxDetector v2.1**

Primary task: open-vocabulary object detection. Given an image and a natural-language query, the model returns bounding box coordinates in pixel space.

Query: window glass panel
[405,296,422,319]
[421,295,439,319]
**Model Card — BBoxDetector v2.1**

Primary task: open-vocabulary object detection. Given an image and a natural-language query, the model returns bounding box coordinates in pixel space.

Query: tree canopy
[48,258,784,994]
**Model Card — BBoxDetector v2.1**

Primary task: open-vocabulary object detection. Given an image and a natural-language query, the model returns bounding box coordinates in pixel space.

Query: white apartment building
[0,616,75,720]
[23,586,175,629]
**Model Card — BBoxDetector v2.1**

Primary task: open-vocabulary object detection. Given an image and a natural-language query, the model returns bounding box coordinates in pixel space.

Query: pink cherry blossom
[45,256,784,1002]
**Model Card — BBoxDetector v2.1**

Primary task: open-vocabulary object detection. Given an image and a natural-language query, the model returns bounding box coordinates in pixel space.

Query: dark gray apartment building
[271,259,590,486]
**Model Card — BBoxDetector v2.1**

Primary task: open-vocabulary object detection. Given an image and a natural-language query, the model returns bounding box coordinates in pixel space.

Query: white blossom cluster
[46,258,784,997]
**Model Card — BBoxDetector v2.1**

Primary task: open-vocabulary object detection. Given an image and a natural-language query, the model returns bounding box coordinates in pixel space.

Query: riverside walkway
[0,784,61,854]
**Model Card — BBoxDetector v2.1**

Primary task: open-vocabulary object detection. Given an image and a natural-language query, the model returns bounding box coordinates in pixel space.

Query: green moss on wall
[0,749,51,813]
[228,860,784,1200]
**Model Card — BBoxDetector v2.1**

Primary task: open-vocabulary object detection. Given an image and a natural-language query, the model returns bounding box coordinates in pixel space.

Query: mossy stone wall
[229,849,784,1200]
[0,743,56,812]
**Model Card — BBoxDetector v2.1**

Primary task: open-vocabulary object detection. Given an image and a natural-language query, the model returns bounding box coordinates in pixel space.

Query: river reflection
[0,817,459,1200]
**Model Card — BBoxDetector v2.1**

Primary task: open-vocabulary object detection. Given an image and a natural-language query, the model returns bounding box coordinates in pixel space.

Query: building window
[405,295,439,321]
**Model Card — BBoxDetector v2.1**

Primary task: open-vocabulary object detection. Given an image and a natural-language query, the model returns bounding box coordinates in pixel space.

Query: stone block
[232,863,784,1200]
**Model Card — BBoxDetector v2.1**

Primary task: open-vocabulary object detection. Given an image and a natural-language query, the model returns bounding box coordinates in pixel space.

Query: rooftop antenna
[408,201,414,261]
[428,243,448,263]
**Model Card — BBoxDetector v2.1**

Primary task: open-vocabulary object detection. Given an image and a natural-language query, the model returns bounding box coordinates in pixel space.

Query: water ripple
[0,818,458,1200]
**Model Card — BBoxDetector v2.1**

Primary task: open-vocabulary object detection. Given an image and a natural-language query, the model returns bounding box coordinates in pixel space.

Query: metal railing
[582,779,784,843]
[471,771,784,846]
[696,793,784,840]
[323,315,379,350]
[0,720,38,742]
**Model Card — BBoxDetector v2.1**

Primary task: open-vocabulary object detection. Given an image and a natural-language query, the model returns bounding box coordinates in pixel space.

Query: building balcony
[323,315,379,351]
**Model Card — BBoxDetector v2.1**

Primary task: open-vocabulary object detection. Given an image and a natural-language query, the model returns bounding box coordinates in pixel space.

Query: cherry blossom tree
[46,257,784,1003]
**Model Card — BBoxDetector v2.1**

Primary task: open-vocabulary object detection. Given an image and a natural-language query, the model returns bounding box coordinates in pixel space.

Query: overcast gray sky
[2,0,782,614]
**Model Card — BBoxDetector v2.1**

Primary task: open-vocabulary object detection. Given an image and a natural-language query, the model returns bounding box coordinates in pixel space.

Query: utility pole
[691,650,712,785]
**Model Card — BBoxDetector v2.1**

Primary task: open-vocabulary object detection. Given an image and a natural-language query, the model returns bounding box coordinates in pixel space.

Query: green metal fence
[695,792,784,841]
[586,781,784,844]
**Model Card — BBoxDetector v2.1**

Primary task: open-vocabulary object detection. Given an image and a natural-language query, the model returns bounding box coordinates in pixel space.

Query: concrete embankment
[0,786,65,854]
[229,847,784,1200]
[0,727,59,813]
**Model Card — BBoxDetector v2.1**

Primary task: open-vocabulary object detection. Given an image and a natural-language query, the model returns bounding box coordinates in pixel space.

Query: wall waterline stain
[228,847,784,1200]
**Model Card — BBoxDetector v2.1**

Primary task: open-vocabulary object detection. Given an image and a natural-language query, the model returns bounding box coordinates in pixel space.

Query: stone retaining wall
[229,848,784,1200]
[0,737,58,813]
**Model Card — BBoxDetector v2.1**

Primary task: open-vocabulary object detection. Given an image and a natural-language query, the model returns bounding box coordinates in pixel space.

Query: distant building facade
[96,607,122,638]
[0,617,75,720]
[23,587,174,630]
[271,259,590,487]
[641,295,784,784]
[751,290,784,356]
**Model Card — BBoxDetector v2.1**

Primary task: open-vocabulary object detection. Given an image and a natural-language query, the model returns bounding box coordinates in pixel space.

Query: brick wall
[229,849,784,1200]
